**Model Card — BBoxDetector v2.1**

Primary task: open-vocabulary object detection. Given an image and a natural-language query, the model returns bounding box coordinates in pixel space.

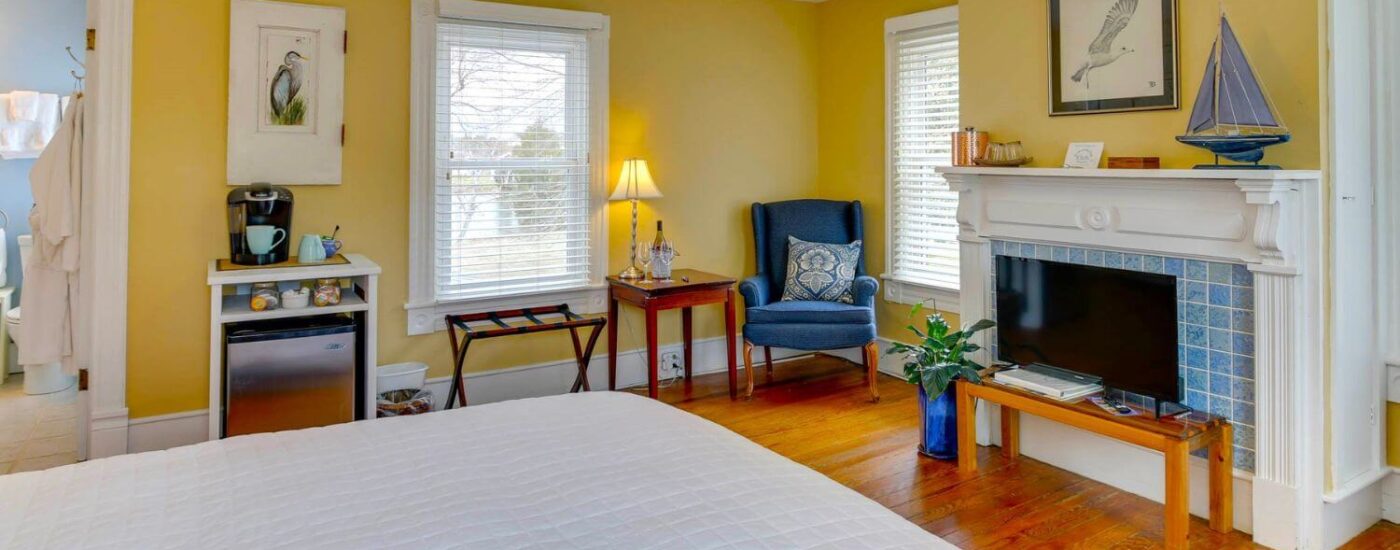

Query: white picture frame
[1063,142,1105,169]
[227,0,344,185]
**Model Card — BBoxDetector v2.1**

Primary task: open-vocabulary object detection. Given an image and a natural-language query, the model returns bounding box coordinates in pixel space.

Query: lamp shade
[609,158,662,200]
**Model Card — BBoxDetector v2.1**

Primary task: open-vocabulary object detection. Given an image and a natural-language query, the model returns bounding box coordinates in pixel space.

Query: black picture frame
[1048,0,1179,116]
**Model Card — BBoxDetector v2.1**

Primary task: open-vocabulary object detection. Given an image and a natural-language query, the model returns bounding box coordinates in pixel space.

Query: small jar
[313,278,342,307]
[250,282,280,312]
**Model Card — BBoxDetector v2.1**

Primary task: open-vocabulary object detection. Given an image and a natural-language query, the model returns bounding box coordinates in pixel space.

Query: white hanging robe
[20,95,82,375]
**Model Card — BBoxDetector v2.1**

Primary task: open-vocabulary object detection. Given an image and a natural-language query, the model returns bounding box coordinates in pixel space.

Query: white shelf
[219,292,368,323]
[207,253,382,286]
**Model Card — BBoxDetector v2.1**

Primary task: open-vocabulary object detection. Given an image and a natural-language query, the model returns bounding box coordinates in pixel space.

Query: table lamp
[610,158,662,279]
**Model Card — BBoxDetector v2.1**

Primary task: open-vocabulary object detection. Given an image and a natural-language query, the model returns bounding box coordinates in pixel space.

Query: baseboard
[128,409,208,453]
[420,335,816,408]
[1322,475,1383,549]
[88,406,130,459]
[121,336,833,452]
[1383,469,1400,524]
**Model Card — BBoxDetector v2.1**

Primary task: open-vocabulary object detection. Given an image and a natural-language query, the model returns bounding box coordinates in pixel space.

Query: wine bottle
[652,220,666,251]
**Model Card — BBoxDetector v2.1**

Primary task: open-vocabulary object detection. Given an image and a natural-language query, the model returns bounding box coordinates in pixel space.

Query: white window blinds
[889,20,960,290]
[434,20,592,301]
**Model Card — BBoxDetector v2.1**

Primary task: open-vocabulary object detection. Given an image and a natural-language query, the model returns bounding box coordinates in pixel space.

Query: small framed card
[1063,142,1104,169]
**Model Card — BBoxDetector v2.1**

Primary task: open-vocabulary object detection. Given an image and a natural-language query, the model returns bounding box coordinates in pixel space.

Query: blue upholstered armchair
[739,200,881,401]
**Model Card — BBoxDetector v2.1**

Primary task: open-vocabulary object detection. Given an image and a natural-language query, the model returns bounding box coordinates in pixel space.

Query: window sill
[880,275,960,314]
[404,284,608,336]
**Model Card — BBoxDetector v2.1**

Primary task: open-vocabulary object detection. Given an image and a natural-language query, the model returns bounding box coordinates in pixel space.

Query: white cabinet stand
[206,254,380,440]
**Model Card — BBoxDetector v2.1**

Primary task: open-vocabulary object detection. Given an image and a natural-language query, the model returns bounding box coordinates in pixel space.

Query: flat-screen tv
[995,255,1179,402]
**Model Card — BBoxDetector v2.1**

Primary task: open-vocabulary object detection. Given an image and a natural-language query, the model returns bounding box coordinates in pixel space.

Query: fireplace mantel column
[1238,179,1325,550]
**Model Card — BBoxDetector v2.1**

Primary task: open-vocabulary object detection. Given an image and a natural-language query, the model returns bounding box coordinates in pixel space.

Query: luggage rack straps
[443,304,607,409]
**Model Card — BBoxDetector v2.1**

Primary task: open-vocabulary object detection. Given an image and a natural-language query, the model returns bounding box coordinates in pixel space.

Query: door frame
[84,0,133,459]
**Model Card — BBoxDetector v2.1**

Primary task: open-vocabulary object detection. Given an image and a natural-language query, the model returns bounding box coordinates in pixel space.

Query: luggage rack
[444,305,606,409]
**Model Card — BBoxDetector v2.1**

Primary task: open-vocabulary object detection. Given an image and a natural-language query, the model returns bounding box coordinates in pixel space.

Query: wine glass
[637,246,654,282]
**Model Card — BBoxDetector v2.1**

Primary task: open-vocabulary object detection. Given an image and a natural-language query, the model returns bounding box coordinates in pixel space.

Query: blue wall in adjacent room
[0,0,87,302]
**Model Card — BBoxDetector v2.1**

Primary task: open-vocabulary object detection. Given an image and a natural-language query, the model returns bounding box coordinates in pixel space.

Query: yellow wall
[960,0,1321,170]
[128,0,819,418]
[813,0,1323,345]
[814,0,961,342]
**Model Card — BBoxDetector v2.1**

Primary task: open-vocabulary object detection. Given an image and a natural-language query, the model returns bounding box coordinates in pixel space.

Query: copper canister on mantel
[952,128,988,167]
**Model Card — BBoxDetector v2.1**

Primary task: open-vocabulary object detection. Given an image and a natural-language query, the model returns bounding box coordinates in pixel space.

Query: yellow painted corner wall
[128,0,819,418]
[1390,403,1400,467]
[813,0,961,345]
[960,0,1320,170]
[814,0,1322,346]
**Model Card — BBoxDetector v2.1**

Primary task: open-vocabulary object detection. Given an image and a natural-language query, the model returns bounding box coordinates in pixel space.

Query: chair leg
[863,341,880,403]
[743,341,756,398]
[763,346,773,375]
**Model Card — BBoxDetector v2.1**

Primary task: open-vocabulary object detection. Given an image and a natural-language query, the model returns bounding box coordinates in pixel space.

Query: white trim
[884,5,956,34]
[404,285,607,336]
[85,0,135,460]
[438,0,606,31]
[1383,470,1400,524]
[407,0,610,335]
[128,410,209,453]
[1321,2,1390,546]
[122,337,818,452]
[879,275,960,313]
[883,7,962,302]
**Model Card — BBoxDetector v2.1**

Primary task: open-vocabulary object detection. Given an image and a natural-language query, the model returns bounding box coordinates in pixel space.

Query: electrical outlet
[661,351,682,372]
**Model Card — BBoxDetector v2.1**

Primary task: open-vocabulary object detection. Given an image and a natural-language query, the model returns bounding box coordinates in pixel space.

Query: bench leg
[1210,424,1234,533]
[956,383,977,473]
[999,406,1019,459]
[1164,439,1190,549]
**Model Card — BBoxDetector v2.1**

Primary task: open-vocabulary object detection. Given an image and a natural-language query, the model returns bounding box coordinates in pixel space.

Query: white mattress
[0,392,948,549]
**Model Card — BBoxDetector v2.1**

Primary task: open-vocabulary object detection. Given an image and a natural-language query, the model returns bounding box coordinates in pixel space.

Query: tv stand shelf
[955,370,1232,550]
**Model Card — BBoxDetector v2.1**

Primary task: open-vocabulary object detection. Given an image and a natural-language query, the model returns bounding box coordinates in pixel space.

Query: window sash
[888,19,960,292]
[432,19,594,302]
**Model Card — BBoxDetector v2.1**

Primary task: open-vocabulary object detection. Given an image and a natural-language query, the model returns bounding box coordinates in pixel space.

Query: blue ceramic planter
[918,383,959,460]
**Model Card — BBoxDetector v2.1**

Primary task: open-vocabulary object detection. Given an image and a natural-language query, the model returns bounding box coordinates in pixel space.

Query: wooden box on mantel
[1107,156,1161,169]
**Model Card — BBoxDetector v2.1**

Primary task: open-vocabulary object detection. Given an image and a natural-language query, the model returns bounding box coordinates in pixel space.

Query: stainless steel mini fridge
[224,315,358,437]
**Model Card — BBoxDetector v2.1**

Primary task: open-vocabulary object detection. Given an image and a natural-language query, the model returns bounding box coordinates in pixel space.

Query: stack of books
[991,367,1102,401]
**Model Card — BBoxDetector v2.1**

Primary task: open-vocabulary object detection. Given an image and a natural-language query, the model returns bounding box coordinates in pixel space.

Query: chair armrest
[739,276,771,308]
[852,275,879,309]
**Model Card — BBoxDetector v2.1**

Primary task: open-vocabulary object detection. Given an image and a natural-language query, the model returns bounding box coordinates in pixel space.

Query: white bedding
[0,392,948,549]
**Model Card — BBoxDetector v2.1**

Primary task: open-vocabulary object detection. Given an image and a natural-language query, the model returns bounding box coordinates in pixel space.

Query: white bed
[0,392,949,549]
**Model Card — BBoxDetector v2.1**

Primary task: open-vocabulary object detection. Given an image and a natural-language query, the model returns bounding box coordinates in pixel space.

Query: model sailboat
[1175,13,1290,169]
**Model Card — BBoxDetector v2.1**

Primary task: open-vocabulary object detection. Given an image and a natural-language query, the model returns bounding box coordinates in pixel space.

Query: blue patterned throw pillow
[781,236,862,304]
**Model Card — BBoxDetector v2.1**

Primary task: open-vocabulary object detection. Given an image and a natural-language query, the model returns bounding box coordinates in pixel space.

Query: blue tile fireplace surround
[988,240,1257,472]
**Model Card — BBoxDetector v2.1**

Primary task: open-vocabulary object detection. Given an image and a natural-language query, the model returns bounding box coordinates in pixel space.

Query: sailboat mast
[1212,11,1224,136]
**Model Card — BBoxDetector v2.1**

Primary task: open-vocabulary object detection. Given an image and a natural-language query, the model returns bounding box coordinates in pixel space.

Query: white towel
[8,91,39,122]
[30,94,60,149]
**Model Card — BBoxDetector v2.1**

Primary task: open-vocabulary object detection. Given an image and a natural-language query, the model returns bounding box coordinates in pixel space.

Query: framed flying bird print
[227,0,345,185]
[1048,0,1178,116]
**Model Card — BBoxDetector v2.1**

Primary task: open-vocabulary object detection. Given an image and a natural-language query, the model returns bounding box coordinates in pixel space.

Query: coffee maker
[227,183,294,265]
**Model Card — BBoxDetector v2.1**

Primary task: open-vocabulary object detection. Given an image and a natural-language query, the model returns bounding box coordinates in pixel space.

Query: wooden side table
[607,269,738,399]
[956,372,1233,549]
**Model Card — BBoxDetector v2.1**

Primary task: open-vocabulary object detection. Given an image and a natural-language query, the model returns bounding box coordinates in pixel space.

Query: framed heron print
[227,0,345,185]
[1048,0,1178,116]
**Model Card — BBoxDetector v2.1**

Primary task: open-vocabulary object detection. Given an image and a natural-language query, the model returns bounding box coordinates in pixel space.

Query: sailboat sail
[1186,42,1218,133]
[1184,16,1281,135]
[1217,17,1278,128]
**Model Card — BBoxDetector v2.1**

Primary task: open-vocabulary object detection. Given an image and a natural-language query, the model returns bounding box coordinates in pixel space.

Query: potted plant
[887,303,995,459]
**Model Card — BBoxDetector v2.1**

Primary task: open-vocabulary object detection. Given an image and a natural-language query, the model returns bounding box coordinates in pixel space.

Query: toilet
[7,235,75,395]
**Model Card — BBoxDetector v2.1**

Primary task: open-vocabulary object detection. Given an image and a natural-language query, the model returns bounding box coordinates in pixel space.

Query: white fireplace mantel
[939,166,1325,549]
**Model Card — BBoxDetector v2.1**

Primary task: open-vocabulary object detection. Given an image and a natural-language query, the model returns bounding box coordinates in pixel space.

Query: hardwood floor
[627,354,1400,549]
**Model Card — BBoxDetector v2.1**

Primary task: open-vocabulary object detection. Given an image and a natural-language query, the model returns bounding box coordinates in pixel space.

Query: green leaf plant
[885,302,996,401]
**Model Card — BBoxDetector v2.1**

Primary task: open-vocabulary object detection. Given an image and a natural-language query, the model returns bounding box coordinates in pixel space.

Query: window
[409,0,609,335]
[883,7,961,311]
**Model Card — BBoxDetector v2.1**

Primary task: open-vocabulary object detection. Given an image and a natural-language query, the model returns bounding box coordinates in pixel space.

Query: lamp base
[618,265,645,279]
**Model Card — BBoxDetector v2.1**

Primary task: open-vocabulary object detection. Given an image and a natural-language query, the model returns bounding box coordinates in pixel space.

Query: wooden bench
[955,374,1232,549]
